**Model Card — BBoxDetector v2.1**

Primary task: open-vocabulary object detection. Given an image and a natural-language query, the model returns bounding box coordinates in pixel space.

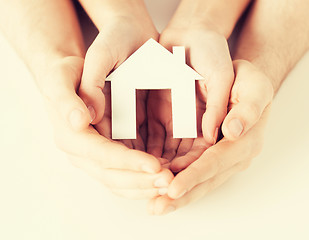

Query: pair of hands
[42,12,273,215]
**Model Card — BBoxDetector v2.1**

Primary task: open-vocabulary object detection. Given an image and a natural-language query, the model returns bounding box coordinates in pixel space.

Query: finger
[159,158,170,166]
[222,60,274,140]
[120,139,134,149]
[94,81,112,138]
[167,140,245,199]
[160,34,231,146]
[111,188,161,200]
[95,116,112,139]
[56,126,162,174]
[132,133,146,151]
[131,90,147,151]
[175,138,194,157]
[161,31,233,146]
[167,105,271,200]
[158,83,180,161]
[147,120,165,158]
[99,168,174,189]
[148,161,248,215]
[170,137,207,173]
[70,154,173,191]
[43,57,91,131]
[78,33,117,125]
[146,90,170,158]
[201,69,234,145]
[162,123,181,161]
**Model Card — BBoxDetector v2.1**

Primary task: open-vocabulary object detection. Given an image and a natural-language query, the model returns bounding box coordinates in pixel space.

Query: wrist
[79,0,152,31]
[30,48,84,82]
[167,0,251,39]
[234,56,279,96]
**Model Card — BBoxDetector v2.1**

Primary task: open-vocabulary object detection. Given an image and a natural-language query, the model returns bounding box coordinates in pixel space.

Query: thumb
[62,92,92,131]
[42,57,92,131]
[78,33,116,125]
[222,60,274,140]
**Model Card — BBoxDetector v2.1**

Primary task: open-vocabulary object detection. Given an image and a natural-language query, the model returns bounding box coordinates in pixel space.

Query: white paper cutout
[106,38,203,139]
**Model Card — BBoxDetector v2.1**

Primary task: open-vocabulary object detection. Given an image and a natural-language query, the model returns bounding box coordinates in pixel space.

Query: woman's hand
[43,56,173,200]
[146,25,234,169]
[148,60,274,214]
[78,3,159,150]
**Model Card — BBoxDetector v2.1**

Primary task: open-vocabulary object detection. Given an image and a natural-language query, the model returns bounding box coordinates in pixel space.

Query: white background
[0,0,308,239]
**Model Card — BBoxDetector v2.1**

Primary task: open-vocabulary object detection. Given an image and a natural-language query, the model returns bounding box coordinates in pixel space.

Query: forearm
[234,0,309,93]
[0,0,84,79]
[78,0,155,31]
[166,0,251,38]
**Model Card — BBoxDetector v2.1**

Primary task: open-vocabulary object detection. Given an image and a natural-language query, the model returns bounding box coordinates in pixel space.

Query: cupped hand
[42,56,173,200]
[164,26,234,143]
[146,25,234,169]
[146,87,210,172]
[148,60,274,215]
[78,13,159,150]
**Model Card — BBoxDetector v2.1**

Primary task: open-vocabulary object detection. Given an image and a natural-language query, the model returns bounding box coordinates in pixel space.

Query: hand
[78,12,159,150]
[146,87,210,172]
[148,60,274,215]
[43,56,173,200]
[160,26,234,145]
[146,25,234,169]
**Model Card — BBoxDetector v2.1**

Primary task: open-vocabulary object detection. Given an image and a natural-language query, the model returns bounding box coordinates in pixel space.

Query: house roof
[106,38,203,83]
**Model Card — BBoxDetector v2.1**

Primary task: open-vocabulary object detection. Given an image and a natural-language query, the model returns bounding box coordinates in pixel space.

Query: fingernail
[69,109,83,130]
[158,188,168,196]
[213,127,219,144]
[154,178,169,188]
[141,164,156,174]
[87,106,96,123]
[228,119,243,138]
[164,205,176,215]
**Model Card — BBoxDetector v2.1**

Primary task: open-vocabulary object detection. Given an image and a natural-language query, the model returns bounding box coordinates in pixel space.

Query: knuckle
[206,103,228,117]
[243,102,261,123]
[189,165,203,182]
[205,149,222,175]
[205,67,234,88]
[216,157,226,174]
[172,176,190,196]
[94,141,114,169]
[207,177,217,192]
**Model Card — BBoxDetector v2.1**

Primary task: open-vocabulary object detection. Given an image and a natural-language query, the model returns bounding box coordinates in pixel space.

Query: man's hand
[148,60,273,215]
[146,26,233,168]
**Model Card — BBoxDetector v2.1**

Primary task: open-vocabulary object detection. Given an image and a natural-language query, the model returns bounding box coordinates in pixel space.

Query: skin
[149,0,309,215]
[0,0,174,200]
[1,0,308,212]
[147,0,252,169]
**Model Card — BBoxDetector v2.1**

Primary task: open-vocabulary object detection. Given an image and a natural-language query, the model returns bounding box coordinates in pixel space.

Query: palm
[169,81,211,172]
[94,83,148,151]
[146,83,210,172]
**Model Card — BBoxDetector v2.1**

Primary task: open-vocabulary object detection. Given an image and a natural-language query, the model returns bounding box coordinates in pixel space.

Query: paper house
[106,38,203,139]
